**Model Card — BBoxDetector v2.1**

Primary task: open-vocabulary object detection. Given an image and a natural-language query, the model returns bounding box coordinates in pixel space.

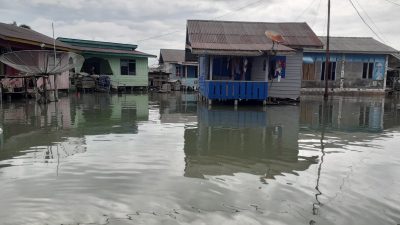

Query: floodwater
[0,93,399,225]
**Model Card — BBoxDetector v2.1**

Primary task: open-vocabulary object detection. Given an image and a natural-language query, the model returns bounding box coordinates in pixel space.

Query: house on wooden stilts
[185,20,323,105]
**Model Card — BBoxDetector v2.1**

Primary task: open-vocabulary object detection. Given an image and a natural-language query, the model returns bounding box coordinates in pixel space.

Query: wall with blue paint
[303,53,387,90]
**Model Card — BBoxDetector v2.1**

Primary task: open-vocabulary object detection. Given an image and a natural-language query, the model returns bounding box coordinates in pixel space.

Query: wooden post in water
[324,0,331,100]
[52,22,59,102]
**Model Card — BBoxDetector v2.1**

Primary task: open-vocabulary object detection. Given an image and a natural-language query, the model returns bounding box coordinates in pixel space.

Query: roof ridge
[160,49,184,51]
[58,37,137,46]
[187,19,306,25]
[319,36,374,39]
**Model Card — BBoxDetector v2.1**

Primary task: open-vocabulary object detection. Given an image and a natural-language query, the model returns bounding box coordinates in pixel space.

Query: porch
[199,80,268,101]
[198,55,276,103]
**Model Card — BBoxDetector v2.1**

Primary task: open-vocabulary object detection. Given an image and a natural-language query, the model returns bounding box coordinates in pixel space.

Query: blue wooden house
[302,37,399,94]
[159,49,198,90]
[185,20,323,104]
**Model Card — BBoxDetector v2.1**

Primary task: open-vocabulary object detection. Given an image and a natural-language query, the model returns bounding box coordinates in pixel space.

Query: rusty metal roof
[186,20,323,54]
[0,22,74,50]
[305,36,399,54]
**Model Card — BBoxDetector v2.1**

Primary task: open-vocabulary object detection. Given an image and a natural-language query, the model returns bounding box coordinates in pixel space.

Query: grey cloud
[0,0,399,66]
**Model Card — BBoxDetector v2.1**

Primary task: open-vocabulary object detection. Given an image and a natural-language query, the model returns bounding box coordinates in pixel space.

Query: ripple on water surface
[0,94,399,225]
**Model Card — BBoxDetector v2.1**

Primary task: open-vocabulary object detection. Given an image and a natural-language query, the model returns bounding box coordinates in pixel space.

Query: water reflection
[183,104,318,180]
[0,93,399,225]
[0,94,148,166]
[300,96,387,132]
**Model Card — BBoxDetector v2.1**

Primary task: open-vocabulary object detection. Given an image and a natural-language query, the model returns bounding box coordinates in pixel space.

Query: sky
[1,0,399,66]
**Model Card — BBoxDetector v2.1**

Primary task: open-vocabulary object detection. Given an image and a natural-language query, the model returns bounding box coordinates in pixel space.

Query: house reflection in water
[183,104,318,180]
[0,97,81,163]
[0,94,149,165]
[300,96,386,132]
[153,92,198,124]
[71,94,149,134]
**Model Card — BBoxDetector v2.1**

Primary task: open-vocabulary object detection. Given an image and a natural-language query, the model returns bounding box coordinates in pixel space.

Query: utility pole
[324,0,331,99]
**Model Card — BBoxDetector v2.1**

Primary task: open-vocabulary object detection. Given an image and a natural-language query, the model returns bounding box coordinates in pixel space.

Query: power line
[213,0,266,20]
[353,0,390,44]
[383,0,400,6]
[137,30,182,43]
[309,0,323,30]
[295,0,319,21]
[347,0,386,43]
[136,0,266,43]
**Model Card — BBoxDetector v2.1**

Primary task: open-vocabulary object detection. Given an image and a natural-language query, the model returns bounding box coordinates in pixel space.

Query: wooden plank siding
[268,51,303,100]
[106,57,149,87]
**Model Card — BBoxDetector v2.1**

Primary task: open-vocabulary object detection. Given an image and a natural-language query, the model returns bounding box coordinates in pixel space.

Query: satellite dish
[265,30,285,44]
[0,50,84,75]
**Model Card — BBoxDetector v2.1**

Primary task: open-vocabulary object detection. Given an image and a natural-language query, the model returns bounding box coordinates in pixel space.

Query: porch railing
[199,80,268,100]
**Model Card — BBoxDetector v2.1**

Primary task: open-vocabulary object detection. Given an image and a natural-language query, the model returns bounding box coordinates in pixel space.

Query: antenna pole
[52,22,58,101]
[324,0,331,99]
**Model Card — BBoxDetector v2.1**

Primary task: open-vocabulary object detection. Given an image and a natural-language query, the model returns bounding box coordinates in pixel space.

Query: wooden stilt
[24,77,28,99]
[43,76,48,104]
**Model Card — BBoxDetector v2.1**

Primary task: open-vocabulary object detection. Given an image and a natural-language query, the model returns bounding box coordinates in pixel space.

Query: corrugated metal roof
[78,46,156,58]
[186,20,323,54]
[305,36,399,54]
[160,49,186,63]
[57,37,138,50]
[0,22,74,50]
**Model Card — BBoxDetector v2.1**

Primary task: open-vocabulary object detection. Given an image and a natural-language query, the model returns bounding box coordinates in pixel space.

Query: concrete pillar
[337,96,343,129]
[384,55,389,91]
[340,54,345,90]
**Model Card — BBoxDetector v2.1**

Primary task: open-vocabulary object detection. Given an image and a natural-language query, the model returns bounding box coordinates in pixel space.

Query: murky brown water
[0,93,399,225]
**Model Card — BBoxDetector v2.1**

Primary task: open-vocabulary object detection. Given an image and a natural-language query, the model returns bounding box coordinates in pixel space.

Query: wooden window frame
[120,59,136,76]
[320,61,337,81]
[362,62,374,79]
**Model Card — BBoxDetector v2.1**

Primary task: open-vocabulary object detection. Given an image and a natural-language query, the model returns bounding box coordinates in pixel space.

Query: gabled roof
[160,49,185,63]
[0,22,74,50]
[160,49,198,64]
[186,20,323,55]
[305,36,399,54]
[58,37,156,58]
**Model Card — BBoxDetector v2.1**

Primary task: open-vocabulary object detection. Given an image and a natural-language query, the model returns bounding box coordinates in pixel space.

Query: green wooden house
[58,37,156,89]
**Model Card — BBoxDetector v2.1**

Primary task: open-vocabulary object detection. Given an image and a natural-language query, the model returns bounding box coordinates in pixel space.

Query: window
[320,62,336,80]
[263,59,267,71]
[47,55,61,69]
[362,62,374,79]
[187,66,198,78]
[120,59,136,75]
[176,65,181,77]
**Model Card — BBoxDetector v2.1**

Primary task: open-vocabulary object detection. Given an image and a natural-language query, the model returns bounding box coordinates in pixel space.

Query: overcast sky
[1,0,399,66]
